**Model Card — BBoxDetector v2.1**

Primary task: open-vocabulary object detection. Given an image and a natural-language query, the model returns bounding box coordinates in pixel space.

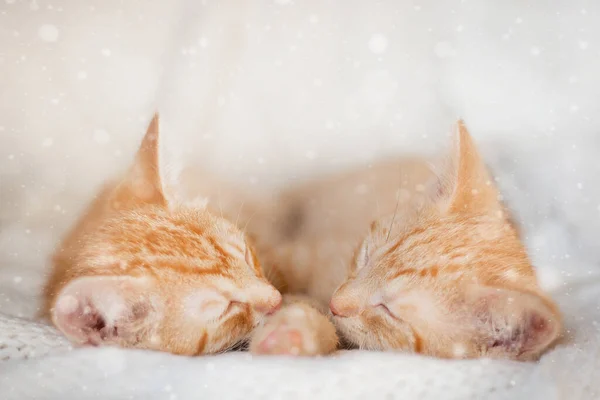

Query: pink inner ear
[51,276,153,345]
[468,286,561,358]
[53,292,116,345]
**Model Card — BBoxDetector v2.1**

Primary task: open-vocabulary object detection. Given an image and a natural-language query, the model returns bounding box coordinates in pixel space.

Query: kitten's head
[330,121,561,361]
[50,114,281,355]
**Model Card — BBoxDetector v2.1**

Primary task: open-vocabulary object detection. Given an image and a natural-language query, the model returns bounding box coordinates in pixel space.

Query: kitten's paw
[250,304,333,356]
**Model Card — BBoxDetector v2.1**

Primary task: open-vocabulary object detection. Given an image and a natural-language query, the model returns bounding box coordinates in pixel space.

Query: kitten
[258,121,561,361]
[42,114,282,355]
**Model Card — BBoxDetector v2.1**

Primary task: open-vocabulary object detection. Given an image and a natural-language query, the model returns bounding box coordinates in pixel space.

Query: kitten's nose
[329,298,358,318]
[253,290,282,315]
[329,299,345,317]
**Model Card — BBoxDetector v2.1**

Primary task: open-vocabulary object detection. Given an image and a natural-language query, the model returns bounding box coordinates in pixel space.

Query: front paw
[249,305,325,356]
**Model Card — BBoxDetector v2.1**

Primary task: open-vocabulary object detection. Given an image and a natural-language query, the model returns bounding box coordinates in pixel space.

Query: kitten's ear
[463,285,562,360]
[436,120,500,215]
[110,113,167,210]
[51,276,159,346]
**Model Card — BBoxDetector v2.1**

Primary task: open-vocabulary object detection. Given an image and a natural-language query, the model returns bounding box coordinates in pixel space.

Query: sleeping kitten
[42,114,282,355]
[258,121,562,361]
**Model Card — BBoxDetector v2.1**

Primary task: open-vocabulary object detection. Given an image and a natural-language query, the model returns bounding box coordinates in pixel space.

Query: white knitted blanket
[0,280,597,400]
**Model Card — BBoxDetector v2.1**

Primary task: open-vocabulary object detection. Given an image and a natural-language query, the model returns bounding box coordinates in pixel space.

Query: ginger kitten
[259,121,561,361]
[42,114,282,355]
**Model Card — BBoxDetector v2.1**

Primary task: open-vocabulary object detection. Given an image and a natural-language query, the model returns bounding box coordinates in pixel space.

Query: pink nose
[329,299,343,317]
[254,291,282,315]
[329,298,358,317]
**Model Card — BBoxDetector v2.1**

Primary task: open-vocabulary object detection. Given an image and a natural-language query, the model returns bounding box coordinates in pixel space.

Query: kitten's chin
[332,316,372,350]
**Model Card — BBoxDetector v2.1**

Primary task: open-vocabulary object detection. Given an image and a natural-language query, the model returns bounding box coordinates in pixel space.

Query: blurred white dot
[274,0,292,4]
[30,0,39,10]
[354,184,369,195]
[456,25,464,32]
[13,276,22,284]
[368,34,388,54]
[434,41,456,58]
[101,48,111,57]
[577,182,583,189]
[570,104,579,113]
[5,0,16,4]
[309,15,319,24]
[38,24,59,42]
[198,36,209,48]
[515,17,523,24]
[77,71,87,80]
[503,269,519,281]
[257,157,266,165]
[93,129,110,144]
[7,154,14,160]
[452,343,467,357]
[305,150,317,160]
[42,137,54,147]
[579,41,589,50]
[530,47,541,56]
[568,75,579,84]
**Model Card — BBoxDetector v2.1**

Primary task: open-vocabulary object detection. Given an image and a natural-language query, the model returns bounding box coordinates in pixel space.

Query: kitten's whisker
[234,200,246,229]
[386,184,402,243]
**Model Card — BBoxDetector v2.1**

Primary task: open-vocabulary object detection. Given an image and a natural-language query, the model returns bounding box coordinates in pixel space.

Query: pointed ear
[436,120,501,215]
[51,276,159,346]
[110,113,167,210]
[464,285,562,361]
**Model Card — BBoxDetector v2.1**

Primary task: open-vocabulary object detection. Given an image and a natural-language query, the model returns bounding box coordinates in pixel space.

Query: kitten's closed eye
[184,289,230,323]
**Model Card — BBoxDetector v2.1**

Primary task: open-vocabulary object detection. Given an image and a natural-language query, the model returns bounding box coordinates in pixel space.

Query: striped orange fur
[42,114,282,355]
[260,121,561,361]
[328,121,562,360]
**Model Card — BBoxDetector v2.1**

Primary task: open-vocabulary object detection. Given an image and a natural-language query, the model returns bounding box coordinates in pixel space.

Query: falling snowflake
[368,34,388,54]
[42,137,54,147]
[305,150,318,160]
[38,24,59,42]
[77,71,88,80]
[452,342,467,357]
[93,129,110,144]
[434,41,457,58]
[101,48,111,57]
[530,46,541,56]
